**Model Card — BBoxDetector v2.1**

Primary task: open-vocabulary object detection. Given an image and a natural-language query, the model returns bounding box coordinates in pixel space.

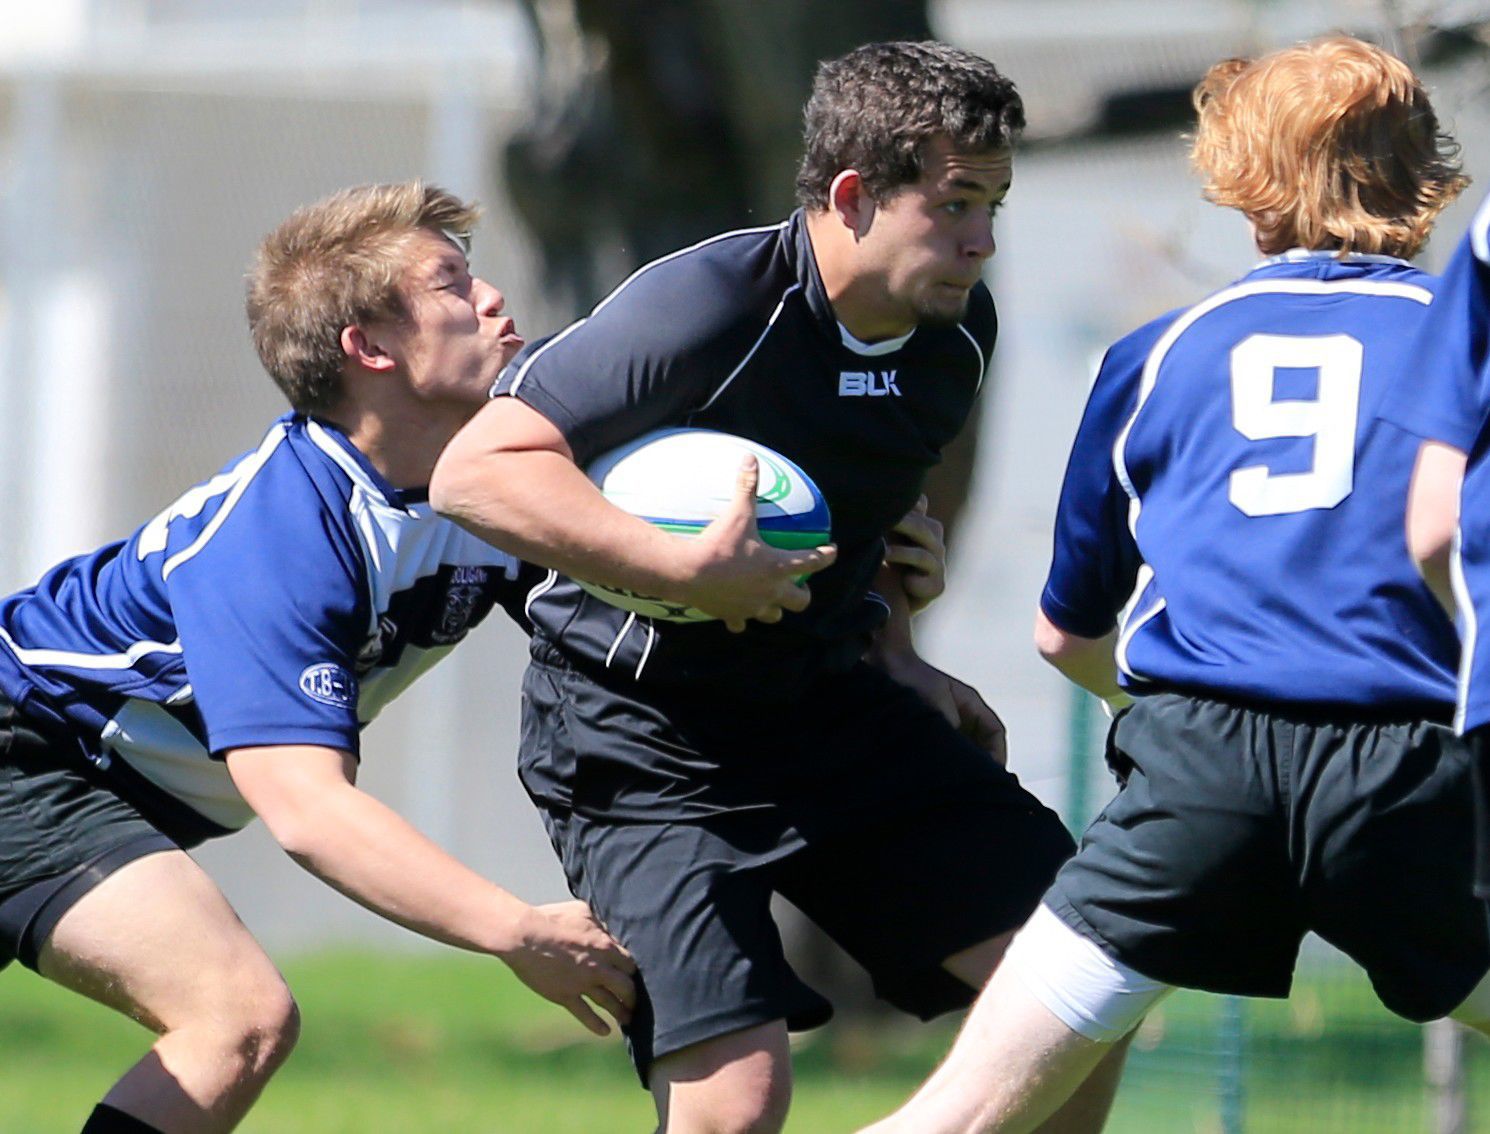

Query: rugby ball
[576,428,831,622]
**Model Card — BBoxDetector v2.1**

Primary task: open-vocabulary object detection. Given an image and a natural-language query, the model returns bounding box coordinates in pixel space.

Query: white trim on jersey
[1260,249,1411,268]
[526,569,559,620]
[958,324,988,393]
[508,222,791,401]
[591,222,789,322]
[634,619,658,680]
[1114,565,1164,680]
[160,425,288,581]
[838,320,913,356]
[1472,194,1490,266]
[0,625,182,672]
[303,421,522,638]
[698,285,802,411]
[1114,276,1434,500]
[103,700,257,829]
[304,419,408,514]
[1108,275,1434,679]
[505,318,589,398]
[1452,525,1477,734]
[606,612,638,668]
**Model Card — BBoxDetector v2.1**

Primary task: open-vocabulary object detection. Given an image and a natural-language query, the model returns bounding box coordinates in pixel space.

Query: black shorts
[0,697,178,971]
[1470,727,1490,902]
[1048,692,1489,1023]
[524,659,1076,1082]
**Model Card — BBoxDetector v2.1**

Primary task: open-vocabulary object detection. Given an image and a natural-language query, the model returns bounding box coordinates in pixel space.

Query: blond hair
[246,182,481,411]
[1190,36,1466,258]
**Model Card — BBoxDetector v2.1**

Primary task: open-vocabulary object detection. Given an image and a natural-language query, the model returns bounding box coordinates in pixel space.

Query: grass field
[0,948,1483,1132]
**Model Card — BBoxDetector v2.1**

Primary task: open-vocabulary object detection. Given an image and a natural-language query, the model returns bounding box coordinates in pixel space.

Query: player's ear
[340,324,397,373]
[829,170,874,240]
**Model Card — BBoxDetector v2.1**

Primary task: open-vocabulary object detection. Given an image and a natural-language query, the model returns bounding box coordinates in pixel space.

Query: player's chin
[913,289,972,328]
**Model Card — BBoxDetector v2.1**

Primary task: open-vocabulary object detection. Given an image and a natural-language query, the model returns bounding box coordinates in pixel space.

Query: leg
[649,1022,792,1134]
[1033,1034,1133,1134]
[862,960,1118,1134]
[937,926,1135,1134]
[38,849,300,1134]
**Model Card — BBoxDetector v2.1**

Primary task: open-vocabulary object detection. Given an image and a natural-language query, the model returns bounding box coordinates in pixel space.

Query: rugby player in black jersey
[433,41,1105,1134]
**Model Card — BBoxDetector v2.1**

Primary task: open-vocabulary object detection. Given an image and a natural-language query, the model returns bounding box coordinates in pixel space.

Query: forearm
[1034,609,1127,705]
[257,771,535,956]
[435,443,696,600]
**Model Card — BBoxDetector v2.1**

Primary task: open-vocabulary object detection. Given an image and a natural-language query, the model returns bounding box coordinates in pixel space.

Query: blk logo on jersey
[299,662,356,708]
[838,370,902,397]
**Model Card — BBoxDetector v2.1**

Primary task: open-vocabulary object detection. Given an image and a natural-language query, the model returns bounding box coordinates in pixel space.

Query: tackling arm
[226,743,636,1036]
[429,396,834,630]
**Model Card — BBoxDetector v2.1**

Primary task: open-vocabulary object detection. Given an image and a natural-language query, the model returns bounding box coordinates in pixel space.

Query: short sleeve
[494,245,776,465]
[164,453,368,757]
[1039,334,1150,639]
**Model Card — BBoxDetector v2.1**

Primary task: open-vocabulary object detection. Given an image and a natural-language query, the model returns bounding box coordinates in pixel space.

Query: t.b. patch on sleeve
[298,662,357,708]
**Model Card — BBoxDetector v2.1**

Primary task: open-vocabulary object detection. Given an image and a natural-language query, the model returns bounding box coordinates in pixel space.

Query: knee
[657,1065,792,1134]
[206,974,301,1082]
[671,1082,791,1134]
[244,984,301,1076]
[718,1078,791,1134]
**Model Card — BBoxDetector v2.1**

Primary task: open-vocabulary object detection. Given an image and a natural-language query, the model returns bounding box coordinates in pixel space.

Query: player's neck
[319,400,468,491]
[804,210,915,343]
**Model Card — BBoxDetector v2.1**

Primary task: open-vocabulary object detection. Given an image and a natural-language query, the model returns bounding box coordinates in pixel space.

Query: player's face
[863,138,1011,332]
[388,229,525,409]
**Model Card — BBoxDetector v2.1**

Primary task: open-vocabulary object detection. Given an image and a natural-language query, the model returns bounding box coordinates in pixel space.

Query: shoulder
[506,223,796,382]
[961,281,998,356]
[1103,306,1189,376]
[142,417,365,580]
[597,222,792,328]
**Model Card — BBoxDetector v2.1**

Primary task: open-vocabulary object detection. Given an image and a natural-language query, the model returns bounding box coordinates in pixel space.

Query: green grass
[0,949,1482,1132]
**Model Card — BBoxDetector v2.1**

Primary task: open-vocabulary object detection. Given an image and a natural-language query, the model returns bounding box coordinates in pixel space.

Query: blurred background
[2,0,1489,1129]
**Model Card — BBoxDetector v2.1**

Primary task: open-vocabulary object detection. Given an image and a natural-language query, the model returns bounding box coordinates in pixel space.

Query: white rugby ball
[576,428,832,622]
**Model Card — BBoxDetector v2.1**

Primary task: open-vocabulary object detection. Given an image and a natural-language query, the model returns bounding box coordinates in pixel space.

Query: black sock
[80,1103,165,1134]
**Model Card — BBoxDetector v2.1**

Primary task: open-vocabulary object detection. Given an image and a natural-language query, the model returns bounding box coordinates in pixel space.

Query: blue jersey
[1043,252,1457,710]
[0,415,528,833]
[1379,193,1490,731]
[494,210,994,695]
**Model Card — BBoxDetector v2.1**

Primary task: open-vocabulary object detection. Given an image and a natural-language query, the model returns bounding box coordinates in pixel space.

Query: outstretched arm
[430,396,835,630]
[226,743,636,1036]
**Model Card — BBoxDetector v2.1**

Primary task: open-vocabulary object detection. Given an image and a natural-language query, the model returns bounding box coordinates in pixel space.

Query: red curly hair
[1190,35,1467,258]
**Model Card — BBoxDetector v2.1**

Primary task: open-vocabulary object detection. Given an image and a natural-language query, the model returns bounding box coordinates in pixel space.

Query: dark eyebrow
[948,176,1009,196]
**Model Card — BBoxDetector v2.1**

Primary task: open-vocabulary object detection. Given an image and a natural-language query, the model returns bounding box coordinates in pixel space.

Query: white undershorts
[1003,903,1173,1042]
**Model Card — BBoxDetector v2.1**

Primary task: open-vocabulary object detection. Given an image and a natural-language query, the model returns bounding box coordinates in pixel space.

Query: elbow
[258,807,323,864]
[1033,608,1073,667]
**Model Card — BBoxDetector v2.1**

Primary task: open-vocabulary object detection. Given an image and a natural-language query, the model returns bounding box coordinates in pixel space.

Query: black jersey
[494,210,995,694]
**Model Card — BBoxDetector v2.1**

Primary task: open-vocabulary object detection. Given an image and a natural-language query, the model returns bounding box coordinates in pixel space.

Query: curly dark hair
[795,40,1024,209]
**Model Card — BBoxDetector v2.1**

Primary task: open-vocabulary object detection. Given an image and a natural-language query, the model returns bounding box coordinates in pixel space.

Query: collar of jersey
[838,322,915,356]
[1256,248,1412,269]
[298,414,423,513]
